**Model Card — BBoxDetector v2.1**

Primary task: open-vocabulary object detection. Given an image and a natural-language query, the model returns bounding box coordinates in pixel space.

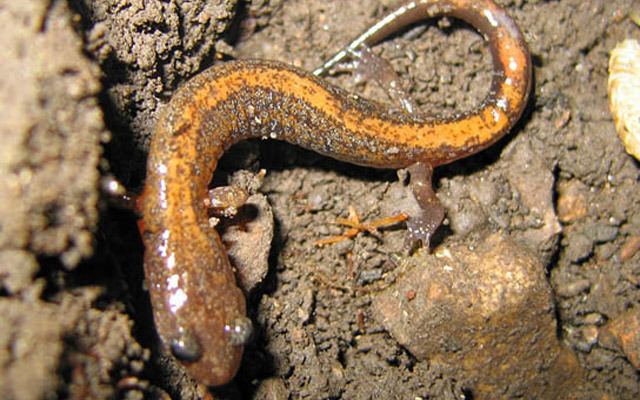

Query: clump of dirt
[0,0,104,271]
[0,0,108,397]
[1,0,639,399]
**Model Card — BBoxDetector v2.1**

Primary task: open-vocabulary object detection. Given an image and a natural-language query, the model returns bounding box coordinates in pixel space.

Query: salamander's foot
[405,202,445,251]
[405,162,445,251]
[204,186,249,219]
[315,45,417,114]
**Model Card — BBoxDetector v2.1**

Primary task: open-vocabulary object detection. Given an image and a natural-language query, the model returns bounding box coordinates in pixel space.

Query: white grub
[608,39,640,160]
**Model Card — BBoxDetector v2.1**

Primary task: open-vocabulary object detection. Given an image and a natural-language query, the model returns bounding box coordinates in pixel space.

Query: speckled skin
[141,0,531,386]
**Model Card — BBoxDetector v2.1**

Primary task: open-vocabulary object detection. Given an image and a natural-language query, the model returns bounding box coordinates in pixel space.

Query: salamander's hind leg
[405,162,445,251]
[315,44,417,114]
[205,186,249,219]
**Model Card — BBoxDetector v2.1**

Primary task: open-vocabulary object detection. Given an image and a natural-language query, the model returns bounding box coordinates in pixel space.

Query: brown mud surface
[1,0,639,398]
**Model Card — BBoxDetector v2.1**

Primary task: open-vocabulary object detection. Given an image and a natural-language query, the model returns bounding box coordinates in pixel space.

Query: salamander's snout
[163,290,251,386]
[169,317,252,362]
[165,315,253,386]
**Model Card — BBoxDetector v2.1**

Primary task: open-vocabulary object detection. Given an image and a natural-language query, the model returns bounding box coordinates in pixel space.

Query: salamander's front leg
[205,186,249,219]
[405,162,445,251]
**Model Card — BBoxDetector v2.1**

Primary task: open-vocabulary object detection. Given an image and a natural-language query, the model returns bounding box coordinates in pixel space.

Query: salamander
[140,0,531,386]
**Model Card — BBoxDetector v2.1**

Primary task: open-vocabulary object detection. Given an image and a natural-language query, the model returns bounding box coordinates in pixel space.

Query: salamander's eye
[224,317,253,346]
[170,328,202,361]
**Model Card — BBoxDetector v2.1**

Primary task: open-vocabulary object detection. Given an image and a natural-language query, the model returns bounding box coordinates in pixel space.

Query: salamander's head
[144,232,252,386]
[167,307,253,386]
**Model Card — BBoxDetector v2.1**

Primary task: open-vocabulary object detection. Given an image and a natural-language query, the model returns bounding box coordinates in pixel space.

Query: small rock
[306,186,330,211]
[557,180,589,223]
[439,177,488,236]
[564,233,594,263]
[619,235,640,261]
[555,278,591,298]
[356,268,383,285]
[584,222,619,244]
[447,200,486,237]
[599,308,640,370]
[372,232,591,399]
[567,325,600,353]
[503,141,562,264]
[222,194,274,292]
[590,273,622,318]
[582,312,605,326]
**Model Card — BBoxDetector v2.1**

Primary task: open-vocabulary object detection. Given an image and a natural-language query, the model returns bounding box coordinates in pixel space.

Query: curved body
[141,0,531,386]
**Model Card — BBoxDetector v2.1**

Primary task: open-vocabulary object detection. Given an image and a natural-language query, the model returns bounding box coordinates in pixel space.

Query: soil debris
[599,307,640,370]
